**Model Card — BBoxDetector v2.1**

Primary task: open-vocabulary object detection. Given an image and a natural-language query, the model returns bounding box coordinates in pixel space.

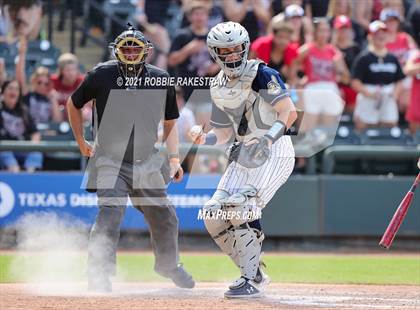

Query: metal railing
[0,140,226,154]
[0,141,227,170]
[0,140,315,174]
[3,141,416,174]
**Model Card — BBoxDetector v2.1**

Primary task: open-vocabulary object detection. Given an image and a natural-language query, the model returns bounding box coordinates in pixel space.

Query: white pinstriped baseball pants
[218,136,295,208]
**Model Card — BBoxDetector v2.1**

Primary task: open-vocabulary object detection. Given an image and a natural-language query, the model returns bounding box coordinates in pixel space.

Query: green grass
[0,253,419,285]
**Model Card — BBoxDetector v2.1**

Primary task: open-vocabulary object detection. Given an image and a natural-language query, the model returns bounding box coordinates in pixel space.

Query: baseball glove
[228,137,271,168]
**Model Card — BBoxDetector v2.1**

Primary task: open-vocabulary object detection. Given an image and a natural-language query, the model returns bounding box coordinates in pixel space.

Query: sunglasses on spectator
[37,80,50,86]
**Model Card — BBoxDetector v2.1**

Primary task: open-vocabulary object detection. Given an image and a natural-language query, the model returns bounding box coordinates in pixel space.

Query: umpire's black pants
[87,156,179,280]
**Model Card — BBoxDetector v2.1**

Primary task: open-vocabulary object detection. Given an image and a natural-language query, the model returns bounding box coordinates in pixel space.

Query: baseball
[189,125,203,139]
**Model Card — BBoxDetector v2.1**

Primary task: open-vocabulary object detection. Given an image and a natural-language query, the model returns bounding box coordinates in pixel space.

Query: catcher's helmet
[207,22,250,78]
[109,23,153,78]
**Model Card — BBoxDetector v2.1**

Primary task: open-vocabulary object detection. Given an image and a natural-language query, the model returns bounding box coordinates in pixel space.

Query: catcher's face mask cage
[110,26,153,79]
[207,22,250,78]
[214,44,247,71]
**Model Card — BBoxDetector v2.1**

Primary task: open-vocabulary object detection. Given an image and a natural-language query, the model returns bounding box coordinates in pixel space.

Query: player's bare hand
[189,125,206,145]
[170,158,183,182]
[78,140,94,157]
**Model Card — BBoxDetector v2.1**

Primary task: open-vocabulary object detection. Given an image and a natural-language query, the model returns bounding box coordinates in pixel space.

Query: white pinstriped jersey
[210,60,295,204]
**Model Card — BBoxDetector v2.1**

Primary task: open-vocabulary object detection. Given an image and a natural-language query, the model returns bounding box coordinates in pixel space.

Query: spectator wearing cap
[381,8,416,66]
[0,79,42,172]
[381,8,416,114]
[250,18,298,82]
[293,18,349,131]
[332,15,361,112]
[15,36,62,124]
[327,0,365,46]
[404,48,420,134]
[283,4,313,46]
[382,0,405,18]
[351,21,405,130]
[221,0,272,42]
[50,53,86,120]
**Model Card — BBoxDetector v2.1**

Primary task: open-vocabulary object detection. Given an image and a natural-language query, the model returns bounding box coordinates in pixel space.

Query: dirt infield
[2,282,419,310]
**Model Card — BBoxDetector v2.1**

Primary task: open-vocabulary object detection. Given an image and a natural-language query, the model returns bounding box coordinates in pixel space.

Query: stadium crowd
[0,0,419,173]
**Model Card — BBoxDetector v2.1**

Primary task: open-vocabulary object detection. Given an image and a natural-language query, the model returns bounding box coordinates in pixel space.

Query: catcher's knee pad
[224,185,262,226]
[202,190,229,236]
[232,223,265,280]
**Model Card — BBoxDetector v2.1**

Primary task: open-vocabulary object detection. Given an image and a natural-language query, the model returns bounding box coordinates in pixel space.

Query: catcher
[190,21,297,298]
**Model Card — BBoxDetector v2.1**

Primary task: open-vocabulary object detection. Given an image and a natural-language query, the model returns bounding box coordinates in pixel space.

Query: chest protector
[210,59,278,142]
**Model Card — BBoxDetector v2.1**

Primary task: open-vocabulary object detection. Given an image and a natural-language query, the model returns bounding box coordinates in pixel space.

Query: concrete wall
[262,175,420,237]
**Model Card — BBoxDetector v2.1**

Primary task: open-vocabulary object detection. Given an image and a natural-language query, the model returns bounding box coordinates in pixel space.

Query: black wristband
[264,120,286,143]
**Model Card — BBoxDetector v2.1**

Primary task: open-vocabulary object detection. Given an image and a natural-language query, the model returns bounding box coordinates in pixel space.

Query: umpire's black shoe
[88,276,112,293]
[224,277,263,298]
[158,263,195,289]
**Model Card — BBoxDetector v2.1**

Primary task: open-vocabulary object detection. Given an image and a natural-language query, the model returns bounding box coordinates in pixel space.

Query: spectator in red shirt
[381,8,416,114]
[294,18,349,131]
[404,49,420,134]
[381,9,415,65]
[50,53,85,119]
[250,19,298,82]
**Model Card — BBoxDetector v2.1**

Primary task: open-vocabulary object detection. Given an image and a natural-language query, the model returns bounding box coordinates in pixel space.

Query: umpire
[67,24,194,292]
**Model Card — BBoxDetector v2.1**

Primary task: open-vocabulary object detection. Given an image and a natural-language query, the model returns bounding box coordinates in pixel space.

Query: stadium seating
[360,127,413,146]
[1,40,61,79]
[39,122,81,171]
